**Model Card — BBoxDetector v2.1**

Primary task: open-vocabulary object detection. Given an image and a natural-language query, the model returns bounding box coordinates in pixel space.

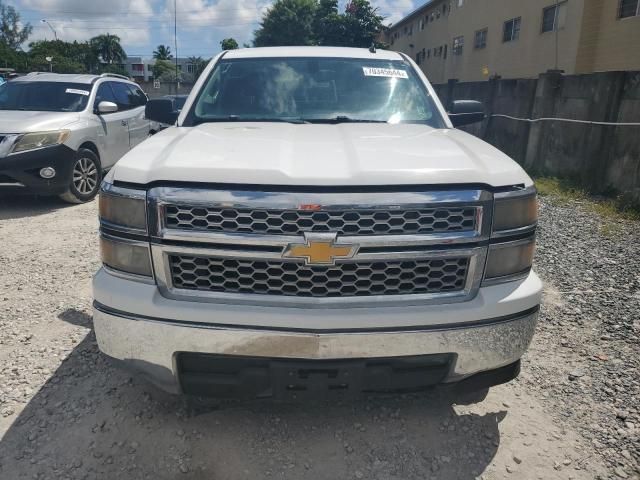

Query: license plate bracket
[271,360,366,402]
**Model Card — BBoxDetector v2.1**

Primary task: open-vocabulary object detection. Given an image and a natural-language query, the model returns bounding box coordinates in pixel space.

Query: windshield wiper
[196,116,310,125]
[303,116,388,124]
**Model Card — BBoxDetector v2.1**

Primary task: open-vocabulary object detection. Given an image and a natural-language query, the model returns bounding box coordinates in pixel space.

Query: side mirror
[98,101,118,114]
[448,100,485,127]
[145,99,179,125]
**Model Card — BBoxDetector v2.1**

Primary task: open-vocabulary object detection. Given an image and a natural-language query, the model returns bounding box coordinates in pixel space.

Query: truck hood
[0,111,80,134]
[114,123,532,188]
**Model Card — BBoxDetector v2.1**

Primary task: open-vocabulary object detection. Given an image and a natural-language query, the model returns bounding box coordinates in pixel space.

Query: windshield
[0,81,91,112]
[187,57,446,127]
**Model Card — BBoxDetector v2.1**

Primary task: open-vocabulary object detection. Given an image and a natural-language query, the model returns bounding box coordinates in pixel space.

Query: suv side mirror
[145,99,179,125]
[448,100,485,127]
[98,101,118,114]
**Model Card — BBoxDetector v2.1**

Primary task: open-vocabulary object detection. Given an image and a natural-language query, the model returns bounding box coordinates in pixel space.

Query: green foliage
[253,0,385,48]
[153,45,172,60]
[90,34,126,64]
[220,38,239,50]
[152,59,182,82]
[340,0,384,48]
[98,63,129,77]
[536,177,640,222]
[186,56,207,81]
[29,40,99,73]
[0,40,28,71]
[254,0,318,47]
[0,1,32,49]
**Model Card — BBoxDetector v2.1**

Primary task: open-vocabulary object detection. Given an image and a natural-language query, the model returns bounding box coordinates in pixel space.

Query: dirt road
[0,193,637,480]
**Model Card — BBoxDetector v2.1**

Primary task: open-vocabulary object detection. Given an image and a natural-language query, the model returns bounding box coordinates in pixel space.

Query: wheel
[59,148,102,204]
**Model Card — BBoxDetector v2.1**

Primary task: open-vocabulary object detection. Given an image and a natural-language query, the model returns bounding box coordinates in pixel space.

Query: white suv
[0,73,154,203]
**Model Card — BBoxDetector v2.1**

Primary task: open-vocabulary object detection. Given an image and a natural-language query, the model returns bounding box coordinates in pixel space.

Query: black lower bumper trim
[178,353,455,401]
[0,144,76,194]
[176,354,522,401]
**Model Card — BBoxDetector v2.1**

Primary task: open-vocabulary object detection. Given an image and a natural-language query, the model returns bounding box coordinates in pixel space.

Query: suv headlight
[99,181,152,279]
[11,130,70,154]
[484,186,537,285]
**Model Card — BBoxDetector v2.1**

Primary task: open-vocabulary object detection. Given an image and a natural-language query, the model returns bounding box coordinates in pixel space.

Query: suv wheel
[59,148,102,204]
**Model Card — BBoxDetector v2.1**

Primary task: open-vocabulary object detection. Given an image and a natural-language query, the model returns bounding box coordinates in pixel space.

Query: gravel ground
[0,192,638,480]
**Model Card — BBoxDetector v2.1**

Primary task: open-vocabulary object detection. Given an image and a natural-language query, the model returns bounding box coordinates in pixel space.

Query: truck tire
[59,148,102,204]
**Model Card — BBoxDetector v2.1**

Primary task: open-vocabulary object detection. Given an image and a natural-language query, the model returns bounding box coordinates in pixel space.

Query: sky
[12,0,421,59]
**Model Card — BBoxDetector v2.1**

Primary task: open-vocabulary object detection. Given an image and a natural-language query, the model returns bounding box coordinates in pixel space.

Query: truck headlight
[98,181,151,279]
[483,238,535,284]
[100,235,153,277]
[10,130,70,154]
[99,182,147,233]
[492,187,537,234]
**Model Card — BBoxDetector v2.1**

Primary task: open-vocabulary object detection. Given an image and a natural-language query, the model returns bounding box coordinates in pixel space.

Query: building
[385,0,640,83]
[124,57,203,82]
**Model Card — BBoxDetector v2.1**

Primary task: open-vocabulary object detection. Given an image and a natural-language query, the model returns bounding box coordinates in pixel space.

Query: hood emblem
[283,233,357,266]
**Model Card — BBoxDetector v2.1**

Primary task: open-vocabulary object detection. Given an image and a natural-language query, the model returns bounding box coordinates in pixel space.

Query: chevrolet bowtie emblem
[283,233,357,266]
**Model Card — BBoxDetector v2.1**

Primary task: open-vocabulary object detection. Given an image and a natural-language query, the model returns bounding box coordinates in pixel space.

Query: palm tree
[90,33,126,64]
[153,45,173,60]
[186,55,207,80]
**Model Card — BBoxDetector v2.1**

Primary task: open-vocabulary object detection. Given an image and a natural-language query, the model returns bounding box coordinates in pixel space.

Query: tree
[254,0,318,47]
[153,45,172,60]
[152,59,180,81]
[186,55,207,81]
[252,0,384,48]
[315,0,344,46]
[29,40,99,73]
[98,63,130,77]
[0,1,32,49]
[90,34,126,64]
[340,0,384,48]
[220,38,239,50]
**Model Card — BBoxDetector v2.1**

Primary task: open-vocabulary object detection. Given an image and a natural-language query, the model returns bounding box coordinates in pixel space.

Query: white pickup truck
[94,47,541,401]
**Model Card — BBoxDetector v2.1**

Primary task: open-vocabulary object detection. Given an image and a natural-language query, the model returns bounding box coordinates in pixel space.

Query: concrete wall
[137,81,194,98]
[434,70,640,201]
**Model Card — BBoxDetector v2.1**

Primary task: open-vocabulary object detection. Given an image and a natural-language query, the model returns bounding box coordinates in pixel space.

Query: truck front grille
[169,255,469,298]
[164,205,477,236]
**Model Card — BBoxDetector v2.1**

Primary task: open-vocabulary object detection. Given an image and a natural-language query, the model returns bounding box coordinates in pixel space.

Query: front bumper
[0,144,76,194]
[93,269,542,395]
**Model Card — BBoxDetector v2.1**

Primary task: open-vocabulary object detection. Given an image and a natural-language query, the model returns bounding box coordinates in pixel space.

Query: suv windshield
[0,81,91,112]
[188,57,446,128]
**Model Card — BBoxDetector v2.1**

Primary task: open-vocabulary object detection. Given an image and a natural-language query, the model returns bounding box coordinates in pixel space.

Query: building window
[474,28,488,49]
[619,0,640,18]
[503,17,522,42]
[443,44,448,59]
[131,63,144,72]
[453,36,464,55]
[542,2,567,32]
[427,48,430,59]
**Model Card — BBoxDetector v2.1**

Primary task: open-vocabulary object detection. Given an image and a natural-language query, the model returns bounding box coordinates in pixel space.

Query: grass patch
[535,176,640,223]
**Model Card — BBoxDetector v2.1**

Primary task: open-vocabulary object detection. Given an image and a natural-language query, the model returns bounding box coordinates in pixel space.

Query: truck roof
[223,46,404,61]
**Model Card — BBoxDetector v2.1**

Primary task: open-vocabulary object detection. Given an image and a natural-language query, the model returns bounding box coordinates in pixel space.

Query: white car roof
[223,46,404,61]
[12,73,135,85]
